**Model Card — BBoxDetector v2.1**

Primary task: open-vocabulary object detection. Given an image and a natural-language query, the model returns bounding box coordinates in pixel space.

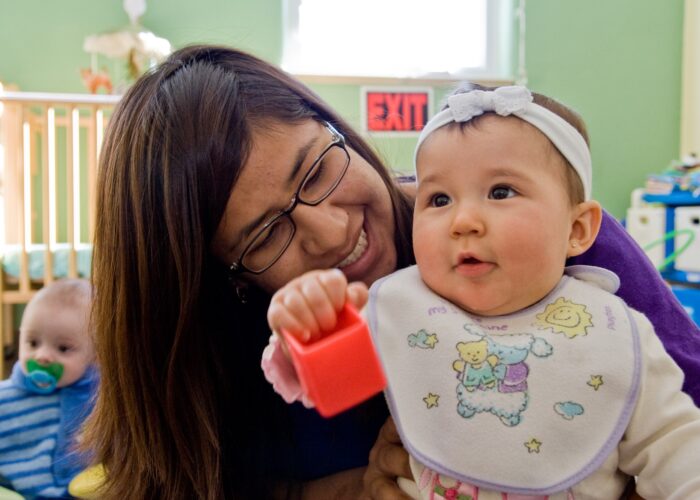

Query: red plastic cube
[280,303,387,418]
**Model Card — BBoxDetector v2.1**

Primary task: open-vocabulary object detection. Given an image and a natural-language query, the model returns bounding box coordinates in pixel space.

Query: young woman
[85,45,700,499]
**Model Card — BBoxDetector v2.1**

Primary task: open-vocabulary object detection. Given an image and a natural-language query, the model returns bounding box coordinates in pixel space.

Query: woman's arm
[300,468,366,499]
[296,417,412,500]
[569,211,700,406]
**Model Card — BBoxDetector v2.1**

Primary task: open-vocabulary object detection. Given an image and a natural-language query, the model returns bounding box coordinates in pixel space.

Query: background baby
[0,278,98,498]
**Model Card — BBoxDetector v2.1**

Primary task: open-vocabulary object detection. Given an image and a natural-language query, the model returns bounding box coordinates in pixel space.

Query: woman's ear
[567,200,602,257]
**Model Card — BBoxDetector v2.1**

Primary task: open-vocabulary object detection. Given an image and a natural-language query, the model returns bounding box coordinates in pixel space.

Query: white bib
[366,265,641,496]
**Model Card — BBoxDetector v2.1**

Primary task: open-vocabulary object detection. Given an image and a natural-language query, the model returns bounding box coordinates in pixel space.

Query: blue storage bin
[671,285,700,327]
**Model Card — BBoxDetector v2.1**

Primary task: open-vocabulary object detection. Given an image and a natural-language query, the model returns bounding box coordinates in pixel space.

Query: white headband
[415,86,592,200]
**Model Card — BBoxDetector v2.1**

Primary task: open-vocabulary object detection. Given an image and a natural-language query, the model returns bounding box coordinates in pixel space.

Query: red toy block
[280,303,387,418]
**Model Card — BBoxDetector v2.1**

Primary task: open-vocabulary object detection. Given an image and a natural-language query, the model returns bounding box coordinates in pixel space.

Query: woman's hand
[361,417,413,499]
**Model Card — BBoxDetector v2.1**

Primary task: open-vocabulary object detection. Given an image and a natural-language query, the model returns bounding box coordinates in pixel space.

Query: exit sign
[362,87,433,135]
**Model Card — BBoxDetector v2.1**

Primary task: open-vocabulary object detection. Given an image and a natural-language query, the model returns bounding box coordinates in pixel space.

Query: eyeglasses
[229,122,351,276]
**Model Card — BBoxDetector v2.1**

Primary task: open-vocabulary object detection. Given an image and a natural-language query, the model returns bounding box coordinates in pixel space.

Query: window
[282,0,515,80]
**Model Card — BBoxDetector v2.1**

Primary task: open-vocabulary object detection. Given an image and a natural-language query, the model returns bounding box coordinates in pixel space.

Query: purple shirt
[570,212,700,406]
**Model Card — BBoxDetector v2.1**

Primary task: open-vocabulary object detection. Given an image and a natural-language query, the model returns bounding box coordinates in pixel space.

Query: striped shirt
[0,363,96,498]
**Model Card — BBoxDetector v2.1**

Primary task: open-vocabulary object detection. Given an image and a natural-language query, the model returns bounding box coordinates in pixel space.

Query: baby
[0,279,98,498]
[266,84,700,499]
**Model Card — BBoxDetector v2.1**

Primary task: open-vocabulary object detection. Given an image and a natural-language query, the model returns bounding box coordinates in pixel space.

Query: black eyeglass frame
[228,121,350,277]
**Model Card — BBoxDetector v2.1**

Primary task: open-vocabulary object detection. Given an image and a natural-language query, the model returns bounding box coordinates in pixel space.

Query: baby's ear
[567,200,602,257]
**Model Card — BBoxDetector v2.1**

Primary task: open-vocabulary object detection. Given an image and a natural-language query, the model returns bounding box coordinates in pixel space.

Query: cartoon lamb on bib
[453,326,553,426]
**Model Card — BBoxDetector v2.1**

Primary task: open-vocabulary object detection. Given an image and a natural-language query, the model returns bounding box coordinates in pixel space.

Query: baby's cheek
[415,252,442,284]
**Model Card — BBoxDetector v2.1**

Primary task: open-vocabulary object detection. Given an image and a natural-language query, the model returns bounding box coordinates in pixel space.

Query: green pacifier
[26,359,64,394]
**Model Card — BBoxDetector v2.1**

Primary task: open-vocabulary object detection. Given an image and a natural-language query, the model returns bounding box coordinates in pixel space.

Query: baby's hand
[268,269,368,343]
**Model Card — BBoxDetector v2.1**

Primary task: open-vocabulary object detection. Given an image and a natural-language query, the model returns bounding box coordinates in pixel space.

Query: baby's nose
[35,349,53,364]
[450,203,486,237]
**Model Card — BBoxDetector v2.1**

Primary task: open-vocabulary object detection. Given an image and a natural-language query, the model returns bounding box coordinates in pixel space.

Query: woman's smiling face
[212,119,397,293]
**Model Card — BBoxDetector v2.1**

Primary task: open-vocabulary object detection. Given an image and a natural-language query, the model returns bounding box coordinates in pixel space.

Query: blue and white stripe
[0,369,67,497]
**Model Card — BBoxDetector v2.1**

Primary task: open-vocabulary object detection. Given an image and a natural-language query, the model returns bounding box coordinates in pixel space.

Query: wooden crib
[0,85,119,376]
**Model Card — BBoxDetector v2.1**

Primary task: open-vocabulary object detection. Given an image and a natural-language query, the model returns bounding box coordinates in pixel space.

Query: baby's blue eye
[431,193,451,207]
[490,186,516,200]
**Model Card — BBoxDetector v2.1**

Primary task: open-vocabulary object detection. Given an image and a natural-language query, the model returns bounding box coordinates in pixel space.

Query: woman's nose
[450,204,485,238]
[292,202,348,256]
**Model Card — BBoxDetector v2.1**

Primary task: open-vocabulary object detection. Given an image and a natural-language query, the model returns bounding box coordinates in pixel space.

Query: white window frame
[282,0,515,82]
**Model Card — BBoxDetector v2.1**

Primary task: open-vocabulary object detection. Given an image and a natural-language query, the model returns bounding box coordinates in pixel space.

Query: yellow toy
[0,486,23,500]
[67,464,106,499]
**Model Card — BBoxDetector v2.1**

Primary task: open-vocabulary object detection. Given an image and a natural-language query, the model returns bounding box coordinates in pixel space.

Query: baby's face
[19,299,94,388]
[414,115,577,316]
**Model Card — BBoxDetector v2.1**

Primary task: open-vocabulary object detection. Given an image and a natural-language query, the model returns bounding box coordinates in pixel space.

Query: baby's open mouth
[455,255,494,277]
[460,256,482,265]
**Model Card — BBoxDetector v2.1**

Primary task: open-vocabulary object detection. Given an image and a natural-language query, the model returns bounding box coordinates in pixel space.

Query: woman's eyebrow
[238,135,318,240]
[286,136,317,183]
[239,206,278,242]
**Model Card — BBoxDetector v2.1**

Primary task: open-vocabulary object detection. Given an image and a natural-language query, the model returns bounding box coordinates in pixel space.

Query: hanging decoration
[82,0,171,92]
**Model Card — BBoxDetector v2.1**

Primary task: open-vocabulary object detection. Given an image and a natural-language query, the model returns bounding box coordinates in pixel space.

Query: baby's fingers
[268,269,351,342]
[267,290,320,342]
[302,270,348,334]
[347,281,369,310]
[267,300,314,342]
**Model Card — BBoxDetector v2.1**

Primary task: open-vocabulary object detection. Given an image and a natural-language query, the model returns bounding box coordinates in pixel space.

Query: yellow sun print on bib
[535,297,593,338]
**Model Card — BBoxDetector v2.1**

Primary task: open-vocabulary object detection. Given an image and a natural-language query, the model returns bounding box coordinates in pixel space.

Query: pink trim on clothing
[261,335,315,408]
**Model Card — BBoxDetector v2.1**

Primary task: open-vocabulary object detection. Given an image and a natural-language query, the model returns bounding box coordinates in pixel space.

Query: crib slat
[41,105,55,286]
[20,114,31,294]
[87,106,104,241]
[1,99,21,246]
[66,106,78,278]
[87,110,95,244]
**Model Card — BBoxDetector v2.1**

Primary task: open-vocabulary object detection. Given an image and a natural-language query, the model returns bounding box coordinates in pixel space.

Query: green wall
[0,0,684,219]
[524,1,683,218]
[0,0,282,92]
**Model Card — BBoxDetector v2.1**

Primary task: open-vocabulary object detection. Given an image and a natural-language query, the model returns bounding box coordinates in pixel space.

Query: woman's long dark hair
[85,45,414,499]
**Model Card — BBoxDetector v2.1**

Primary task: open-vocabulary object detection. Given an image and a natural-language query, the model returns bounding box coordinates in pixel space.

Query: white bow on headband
[415,85,592,200]
[447,86,533,122]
